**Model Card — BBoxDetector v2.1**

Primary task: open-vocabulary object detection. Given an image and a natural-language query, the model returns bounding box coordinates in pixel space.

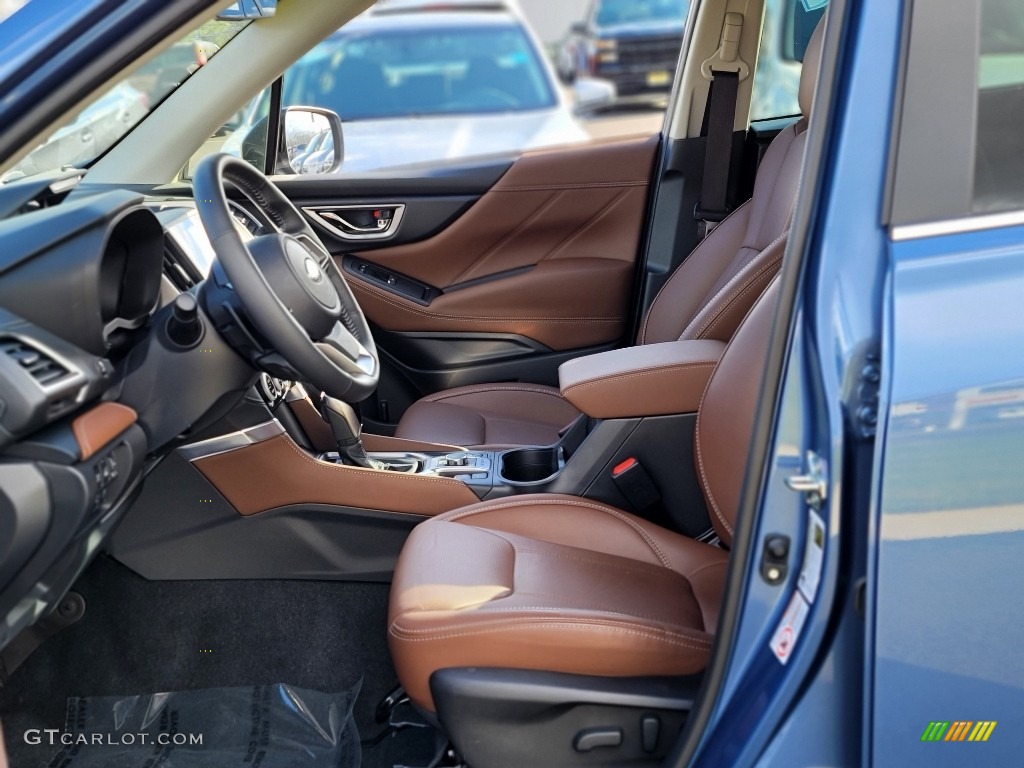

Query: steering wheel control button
[166,293,204,348]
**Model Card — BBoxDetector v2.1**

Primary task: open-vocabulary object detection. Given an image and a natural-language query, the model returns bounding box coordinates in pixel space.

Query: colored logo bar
[921,721,997,742]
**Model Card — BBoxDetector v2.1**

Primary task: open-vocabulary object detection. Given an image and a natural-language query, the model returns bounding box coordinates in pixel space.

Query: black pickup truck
[557,0,689,103]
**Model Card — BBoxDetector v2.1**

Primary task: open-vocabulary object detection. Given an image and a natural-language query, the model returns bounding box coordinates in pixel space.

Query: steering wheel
[192,153,378,401]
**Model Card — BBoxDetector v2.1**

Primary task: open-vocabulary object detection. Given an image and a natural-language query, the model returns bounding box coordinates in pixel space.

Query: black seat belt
[694,69,739,238]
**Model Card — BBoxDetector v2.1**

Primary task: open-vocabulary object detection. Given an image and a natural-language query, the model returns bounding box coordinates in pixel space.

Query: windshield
[0,11,247,184]
[282,23,556,120]
[594,0,687,27]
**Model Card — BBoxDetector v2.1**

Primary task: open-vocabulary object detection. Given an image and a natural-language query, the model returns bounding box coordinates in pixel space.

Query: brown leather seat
[394,22,823,449]
[389,274,780,712]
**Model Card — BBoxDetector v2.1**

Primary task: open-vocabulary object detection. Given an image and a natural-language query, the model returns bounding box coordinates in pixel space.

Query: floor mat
[41,683,360,767]
[0,556,435,768]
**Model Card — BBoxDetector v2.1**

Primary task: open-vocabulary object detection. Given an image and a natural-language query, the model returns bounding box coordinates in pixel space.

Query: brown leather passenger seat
[389,274,781,713]
[392,22,824,448]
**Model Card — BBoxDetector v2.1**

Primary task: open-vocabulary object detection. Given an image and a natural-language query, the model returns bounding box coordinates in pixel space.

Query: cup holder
[499,447,561,484]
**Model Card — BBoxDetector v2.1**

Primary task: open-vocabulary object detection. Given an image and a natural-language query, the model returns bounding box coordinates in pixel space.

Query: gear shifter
[320,395,383,469]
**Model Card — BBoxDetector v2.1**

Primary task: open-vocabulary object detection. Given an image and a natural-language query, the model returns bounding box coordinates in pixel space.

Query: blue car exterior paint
[873,220,1024,767]
[687,0,1024,763]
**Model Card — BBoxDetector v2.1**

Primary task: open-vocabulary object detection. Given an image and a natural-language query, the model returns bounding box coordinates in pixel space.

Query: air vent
[1,338,71,387]
[163,232,204,290]
[164,243,196,290]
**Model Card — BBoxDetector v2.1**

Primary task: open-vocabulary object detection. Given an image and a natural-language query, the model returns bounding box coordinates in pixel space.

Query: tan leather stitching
[541,188,635,263]
[561,361,718,397]
[484,604,695,624]
[349,280,621,323]
[390,620,713,650]
[443,498,674,571]
[495,181,649,192]
[683,560,728,581]
[637,201,752,345]
[697,257,782,341]
[693,333,728,536]
[508,546,686,589]
[694,392,732,537]
[450,189,566,284]
[682,231,787,340]
[423,384,564,403]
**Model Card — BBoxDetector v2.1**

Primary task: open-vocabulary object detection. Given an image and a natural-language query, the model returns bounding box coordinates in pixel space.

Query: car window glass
[973,0,1024,212]
[593,0,687,27]
[283,24,555,121]
[0,17,247,183]
[211,8,595,175]
[750,0,828,121]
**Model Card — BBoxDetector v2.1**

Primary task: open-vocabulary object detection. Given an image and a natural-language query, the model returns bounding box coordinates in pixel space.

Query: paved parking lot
[582,106,665,139]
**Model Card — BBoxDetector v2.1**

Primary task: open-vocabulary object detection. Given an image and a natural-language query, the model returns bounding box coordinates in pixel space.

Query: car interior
[0,0,832,765]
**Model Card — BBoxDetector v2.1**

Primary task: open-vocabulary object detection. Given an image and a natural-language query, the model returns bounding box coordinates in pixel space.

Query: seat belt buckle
[611,458,661,513]
[693,203,729,238]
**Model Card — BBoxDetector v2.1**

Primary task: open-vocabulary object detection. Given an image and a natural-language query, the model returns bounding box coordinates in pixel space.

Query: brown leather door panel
[344,135,659,352]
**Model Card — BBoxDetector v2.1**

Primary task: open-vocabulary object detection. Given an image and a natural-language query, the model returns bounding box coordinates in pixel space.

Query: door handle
[302,204,406,241]
[321,211,394,234]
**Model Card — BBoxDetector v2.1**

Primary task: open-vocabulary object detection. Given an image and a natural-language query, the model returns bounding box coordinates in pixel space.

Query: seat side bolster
[678,230,787,341]
[638,201,753,345]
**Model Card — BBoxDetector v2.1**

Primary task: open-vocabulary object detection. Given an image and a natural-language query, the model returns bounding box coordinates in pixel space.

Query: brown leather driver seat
[393,21,823,449]
[389,276,780,712]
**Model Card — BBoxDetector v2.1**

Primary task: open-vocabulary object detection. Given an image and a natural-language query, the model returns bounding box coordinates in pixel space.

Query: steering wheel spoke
[316,325,377,377]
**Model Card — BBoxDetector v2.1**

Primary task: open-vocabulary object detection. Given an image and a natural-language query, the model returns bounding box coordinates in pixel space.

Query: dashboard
[0,176,270,650]
[158,201,263,280]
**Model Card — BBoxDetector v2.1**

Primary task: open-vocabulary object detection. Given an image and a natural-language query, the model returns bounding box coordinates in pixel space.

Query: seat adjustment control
[641,715,661,753]
[573,727,623,752]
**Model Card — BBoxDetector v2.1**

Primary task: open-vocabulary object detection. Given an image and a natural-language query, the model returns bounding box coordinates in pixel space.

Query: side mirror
[238,106,343,175]
[571,21,587,35]
[572,77,616,115]
[284,107,344,174]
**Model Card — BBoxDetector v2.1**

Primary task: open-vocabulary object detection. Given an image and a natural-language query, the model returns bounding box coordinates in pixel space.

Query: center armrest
[558,340,726,419]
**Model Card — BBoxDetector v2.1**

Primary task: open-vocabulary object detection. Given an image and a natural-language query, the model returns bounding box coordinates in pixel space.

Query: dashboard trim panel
[178,419,285,461]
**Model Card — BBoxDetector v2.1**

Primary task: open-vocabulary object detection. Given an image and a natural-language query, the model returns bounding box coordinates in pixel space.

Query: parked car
[0,83,148,182]
[225,0,589,173]
[1,0,1023,767]
[558,0,689,103]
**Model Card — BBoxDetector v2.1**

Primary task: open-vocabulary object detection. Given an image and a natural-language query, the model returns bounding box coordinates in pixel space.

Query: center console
[314,411,594,505]
[292,335,727,536]
[317,444,569,497]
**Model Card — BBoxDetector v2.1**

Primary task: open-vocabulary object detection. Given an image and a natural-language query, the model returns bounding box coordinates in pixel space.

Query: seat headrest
[798,13,827,117]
